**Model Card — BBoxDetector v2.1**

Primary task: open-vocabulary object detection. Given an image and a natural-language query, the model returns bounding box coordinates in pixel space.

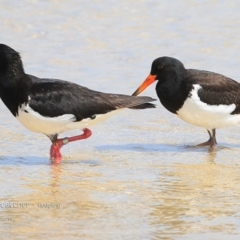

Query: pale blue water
[0,0,240,239]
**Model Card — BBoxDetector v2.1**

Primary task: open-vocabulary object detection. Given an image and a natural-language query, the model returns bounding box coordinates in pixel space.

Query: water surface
[1,0,240,239]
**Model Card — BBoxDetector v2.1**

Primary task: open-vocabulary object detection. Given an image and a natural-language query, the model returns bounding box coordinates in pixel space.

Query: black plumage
[0,44,156,163]
[28,77,156,122]
[0,44,155,121]
[133,56,240,148]
[184,69,240,114]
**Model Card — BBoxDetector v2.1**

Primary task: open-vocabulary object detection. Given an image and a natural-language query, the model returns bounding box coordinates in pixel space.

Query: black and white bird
[133,56,240,147]
[0,44,156,163]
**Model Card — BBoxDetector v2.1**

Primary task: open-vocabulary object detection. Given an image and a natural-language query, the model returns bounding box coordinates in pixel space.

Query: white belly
[176,84,240,130]
[16,103,120,135]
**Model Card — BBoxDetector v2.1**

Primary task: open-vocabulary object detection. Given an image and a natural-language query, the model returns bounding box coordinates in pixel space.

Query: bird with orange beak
[133,56,240,148]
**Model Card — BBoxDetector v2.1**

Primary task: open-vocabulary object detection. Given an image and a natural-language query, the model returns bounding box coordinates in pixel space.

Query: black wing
[185,69,240,114]
[28,75,155,121]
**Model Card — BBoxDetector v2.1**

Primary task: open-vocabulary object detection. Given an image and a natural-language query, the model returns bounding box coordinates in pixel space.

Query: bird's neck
[156,71,189,114]
[0,55,25,87]
[0,72,30,117]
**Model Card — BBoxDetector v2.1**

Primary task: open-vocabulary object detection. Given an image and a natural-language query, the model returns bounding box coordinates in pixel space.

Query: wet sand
[1,0,240,239]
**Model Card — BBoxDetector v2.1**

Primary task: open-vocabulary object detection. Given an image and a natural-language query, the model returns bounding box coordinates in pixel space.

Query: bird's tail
[129,102,156,109]
[111,95,156,109]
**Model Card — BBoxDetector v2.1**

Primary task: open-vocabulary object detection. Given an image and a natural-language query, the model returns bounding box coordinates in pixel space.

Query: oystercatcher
[0,44,156,163]
[133,56,240,147]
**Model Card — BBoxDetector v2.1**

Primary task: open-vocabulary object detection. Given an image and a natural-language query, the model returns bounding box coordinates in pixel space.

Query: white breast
[16,103,120,135]
[177,84,240,130]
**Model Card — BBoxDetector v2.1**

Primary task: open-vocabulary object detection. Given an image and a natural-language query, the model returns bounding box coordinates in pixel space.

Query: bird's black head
[150,57,185,78]
[0,44,24,79]
[132,56,186,96]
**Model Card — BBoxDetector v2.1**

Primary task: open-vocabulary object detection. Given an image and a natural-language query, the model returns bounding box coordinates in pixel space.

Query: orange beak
[132,74,157,96]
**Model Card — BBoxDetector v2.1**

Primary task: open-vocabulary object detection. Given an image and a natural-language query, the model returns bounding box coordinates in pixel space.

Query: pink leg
[50,128,92,164]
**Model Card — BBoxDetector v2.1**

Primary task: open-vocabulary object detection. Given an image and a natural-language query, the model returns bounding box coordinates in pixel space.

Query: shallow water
[1,0,240,239]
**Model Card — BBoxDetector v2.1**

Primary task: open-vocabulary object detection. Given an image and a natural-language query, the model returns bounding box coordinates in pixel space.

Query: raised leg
[48,128,92,164]
[196,129,217,148]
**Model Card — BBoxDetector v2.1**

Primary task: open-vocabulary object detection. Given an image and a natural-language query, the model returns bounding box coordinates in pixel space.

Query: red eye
[158,65,163,69]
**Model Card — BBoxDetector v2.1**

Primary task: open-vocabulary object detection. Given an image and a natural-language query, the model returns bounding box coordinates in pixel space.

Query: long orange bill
[132,74,157,96]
